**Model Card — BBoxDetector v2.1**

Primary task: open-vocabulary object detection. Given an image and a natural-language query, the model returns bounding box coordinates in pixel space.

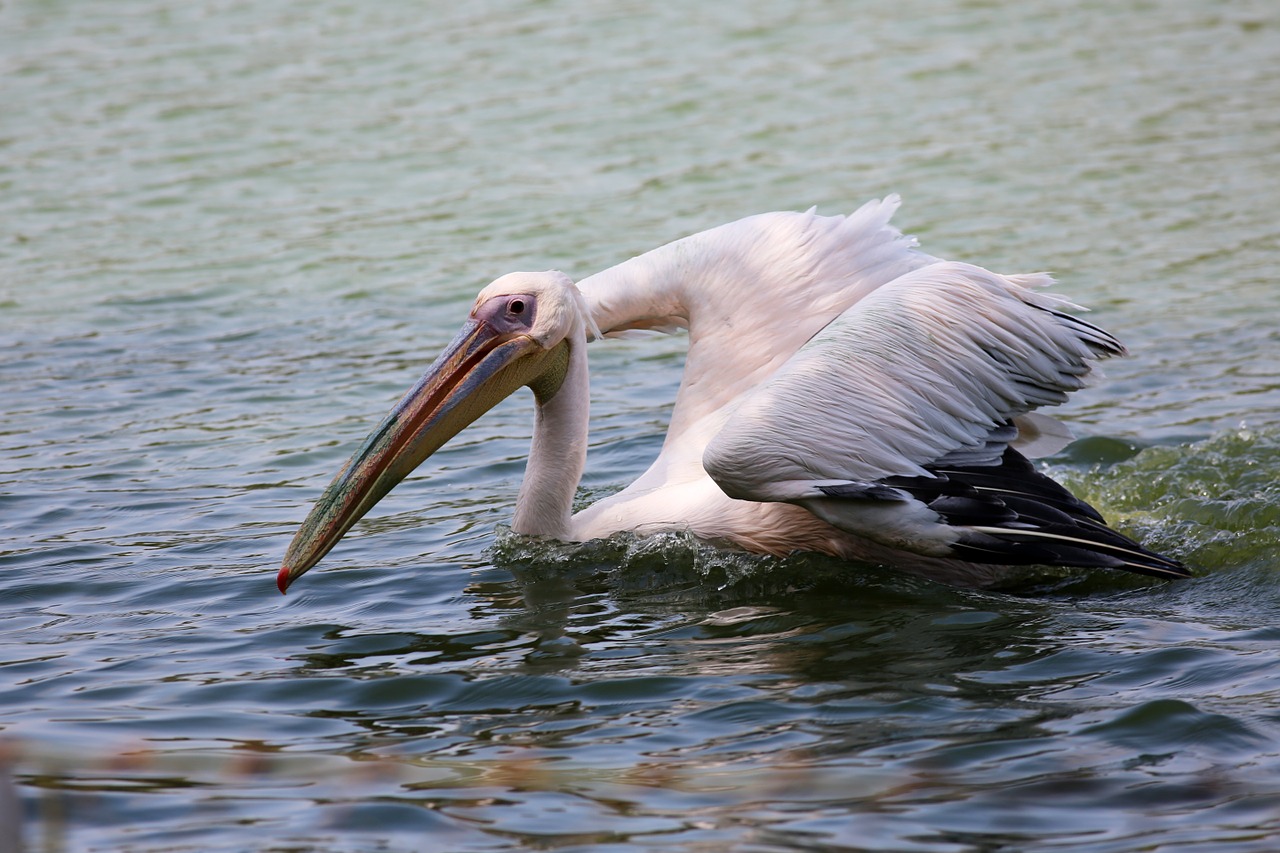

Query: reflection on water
[8,541,1279,850]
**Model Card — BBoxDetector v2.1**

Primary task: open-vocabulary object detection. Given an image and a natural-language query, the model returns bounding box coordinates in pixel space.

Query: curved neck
[511,337,590,539]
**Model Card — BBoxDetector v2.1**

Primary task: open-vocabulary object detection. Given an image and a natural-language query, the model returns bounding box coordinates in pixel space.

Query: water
[3,0,1280,849]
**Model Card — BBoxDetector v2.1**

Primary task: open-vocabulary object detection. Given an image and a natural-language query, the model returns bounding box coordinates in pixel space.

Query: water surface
[3,1,1280,850]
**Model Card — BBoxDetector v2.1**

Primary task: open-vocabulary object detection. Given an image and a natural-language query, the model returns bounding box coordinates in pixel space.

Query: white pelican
[277,196,1186,592]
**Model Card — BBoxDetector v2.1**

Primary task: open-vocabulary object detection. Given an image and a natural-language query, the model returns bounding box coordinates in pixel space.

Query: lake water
[3,0,1280,850]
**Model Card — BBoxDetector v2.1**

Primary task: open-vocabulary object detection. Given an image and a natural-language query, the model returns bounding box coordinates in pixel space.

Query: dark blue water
[3,1,1280,850]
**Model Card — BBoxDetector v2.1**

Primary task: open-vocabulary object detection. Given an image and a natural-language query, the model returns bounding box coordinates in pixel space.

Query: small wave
[1057,426,1280,574]
[488,525,934,605]
[492,525,787,588]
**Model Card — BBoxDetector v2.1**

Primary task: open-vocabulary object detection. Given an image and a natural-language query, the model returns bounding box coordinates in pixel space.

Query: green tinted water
[3,1,1280,850]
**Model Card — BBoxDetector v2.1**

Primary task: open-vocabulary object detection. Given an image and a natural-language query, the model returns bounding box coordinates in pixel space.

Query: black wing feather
[874,447,1188,579]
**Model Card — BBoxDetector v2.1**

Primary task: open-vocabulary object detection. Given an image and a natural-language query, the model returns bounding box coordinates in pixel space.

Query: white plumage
[278,196,1186,592]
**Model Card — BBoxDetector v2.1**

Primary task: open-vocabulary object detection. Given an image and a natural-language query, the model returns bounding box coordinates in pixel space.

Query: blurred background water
[3,0,1280,850]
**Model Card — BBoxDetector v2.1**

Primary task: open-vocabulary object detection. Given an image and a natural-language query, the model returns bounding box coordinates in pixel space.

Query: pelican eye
[508,298,526,316]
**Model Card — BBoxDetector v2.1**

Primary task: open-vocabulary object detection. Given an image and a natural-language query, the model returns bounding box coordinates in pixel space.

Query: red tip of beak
[277,566,291,595]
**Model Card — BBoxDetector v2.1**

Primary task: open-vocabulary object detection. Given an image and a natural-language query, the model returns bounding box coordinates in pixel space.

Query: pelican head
[277,271,590,593]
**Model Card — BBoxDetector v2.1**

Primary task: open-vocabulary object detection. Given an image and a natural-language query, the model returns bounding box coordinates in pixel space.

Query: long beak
[277,318,565,593]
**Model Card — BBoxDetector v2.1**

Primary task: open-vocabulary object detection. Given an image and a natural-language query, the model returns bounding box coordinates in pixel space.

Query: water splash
[1058,427,1280,574]
[490,524,797,593]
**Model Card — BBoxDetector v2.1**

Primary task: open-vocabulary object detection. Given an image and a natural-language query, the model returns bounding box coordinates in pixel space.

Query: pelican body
[278,197,1186,591]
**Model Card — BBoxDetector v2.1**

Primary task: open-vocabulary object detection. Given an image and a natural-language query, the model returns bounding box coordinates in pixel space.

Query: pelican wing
[704,261,1117,487]
[702,261,1185,576]
[578,197,938,445]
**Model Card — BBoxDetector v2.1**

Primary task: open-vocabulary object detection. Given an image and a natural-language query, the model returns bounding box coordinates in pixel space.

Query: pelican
[277,196,1186,592]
